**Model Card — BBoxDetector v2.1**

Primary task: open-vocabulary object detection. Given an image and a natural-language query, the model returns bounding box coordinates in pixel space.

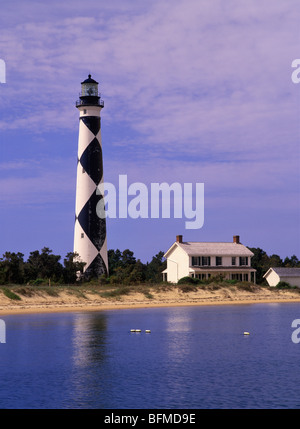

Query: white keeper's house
[162,235,256,283]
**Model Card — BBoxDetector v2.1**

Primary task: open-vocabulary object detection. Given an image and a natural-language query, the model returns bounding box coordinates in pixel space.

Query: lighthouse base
[84,253,108,280]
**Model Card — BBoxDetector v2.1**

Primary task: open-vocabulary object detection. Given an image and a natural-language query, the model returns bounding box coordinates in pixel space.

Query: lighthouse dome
[81,74,98,85]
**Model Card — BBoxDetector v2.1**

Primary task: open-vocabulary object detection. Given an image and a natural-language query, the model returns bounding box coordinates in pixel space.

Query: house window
[216,257,222,266]
[243,273,249,281]
[232,273,243,281]
[192,256,200,266]
[239,257,248,266]
[232,257,236,266]
[83,109,87,114]
[81,233,84,238]
[192,256,211,266]
[195,274,207,280]
[201,256,211,266]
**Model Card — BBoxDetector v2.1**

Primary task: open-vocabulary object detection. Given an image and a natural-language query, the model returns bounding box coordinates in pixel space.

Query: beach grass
[0,282,300,312]
[2,287,22,301]
[1,281,299,296]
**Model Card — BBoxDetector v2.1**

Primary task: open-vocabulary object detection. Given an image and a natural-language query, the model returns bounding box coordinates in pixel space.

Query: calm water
[0,303,300,409]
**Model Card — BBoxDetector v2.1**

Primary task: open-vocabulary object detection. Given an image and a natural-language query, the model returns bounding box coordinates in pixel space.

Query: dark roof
[81,74,98,84]
[271,267,300,277]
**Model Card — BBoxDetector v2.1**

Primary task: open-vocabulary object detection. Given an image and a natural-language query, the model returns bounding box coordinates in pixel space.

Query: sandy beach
[0,284,300,315]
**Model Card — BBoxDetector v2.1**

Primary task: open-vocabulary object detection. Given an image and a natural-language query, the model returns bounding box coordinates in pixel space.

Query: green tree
[0,252,25,284]
[247,247,270,284]
[127,259,147,284]
[62,252,86,283]
[108,249,122,276]
[268,254,283,268]
[108,249,136,280]
[146,251,166,283]
[25,248,62,282]
[283,255,300,267]
[121,249,136,267]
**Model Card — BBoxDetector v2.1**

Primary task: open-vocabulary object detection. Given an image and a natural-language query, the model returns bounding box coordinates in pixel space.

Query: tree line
[0,245,298,286]
[0,247,166,285]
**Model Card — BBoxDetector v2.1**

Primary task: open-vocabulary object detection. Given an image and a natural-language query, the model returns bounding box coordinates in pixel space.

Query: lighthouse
[73,74,108,279]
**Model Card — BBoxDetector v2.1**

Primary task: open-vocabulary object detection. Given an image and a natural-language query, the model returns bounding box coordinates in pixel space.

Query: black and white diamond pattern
[74,115,108,278]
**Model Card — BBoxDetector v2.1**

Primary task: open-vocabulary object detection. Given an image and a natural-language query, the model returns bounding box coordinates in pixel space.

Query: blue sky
[0,0,299,263]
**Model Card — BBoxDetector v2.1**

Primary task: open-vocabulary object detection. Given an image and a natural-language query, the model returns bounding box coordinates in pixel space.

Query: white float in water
[243,332,250,335]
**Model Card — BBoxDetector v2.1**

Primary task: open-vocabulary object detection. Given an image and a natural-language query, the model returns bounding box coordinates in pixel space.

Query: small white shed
[263,267,300,287]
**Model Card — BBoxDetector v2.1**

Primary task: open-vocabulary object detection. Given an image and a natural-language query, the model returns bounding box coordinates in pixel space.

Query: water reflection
[72,312,108,367]
[163,307,193,365]
[67,312,111,408]
[165,308,192,333]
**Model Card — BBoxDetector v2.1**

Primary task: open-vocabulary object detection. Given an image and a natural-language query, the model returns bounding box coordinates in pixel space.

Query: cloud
[0,158,75,205]
[1,0,299,183]
[1,1,298,141]
[0,1,299,260]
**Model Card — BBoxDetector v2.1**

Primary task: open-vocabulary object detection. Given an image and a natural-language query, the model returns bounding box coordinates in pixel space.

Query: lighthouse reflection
[72,312,108,368]
[68,312,111,408]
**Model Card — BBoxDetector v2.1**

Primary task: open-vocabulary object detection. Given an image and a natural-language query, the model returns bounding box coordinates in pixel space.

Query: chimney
[176,235,183,243]
[233,235,240,244]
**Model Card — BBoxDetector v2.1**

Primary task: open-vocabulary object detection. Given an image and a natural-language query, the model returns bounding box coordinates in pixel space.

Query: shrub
[236,282,258,292]
[2,288,21,301]
[178,276,199,285]
[98,274,109,285]
[143,291,154,299]
[205,282,222,291]
[210,274,225,283]
[32,278,47,286]
[179,284,198,293]
[43,287,60,297]
[225,279,238,285]
[101,286,131,298]
[15,287,35,297]
[276,281,291,289]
